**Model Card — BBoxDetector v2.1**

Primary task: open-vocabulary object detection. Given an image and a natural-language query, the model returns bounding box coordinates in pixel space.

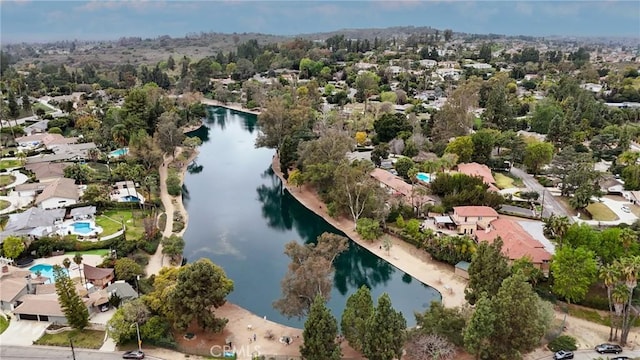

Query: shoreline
[201,98,261,115]
[270,155,468,308]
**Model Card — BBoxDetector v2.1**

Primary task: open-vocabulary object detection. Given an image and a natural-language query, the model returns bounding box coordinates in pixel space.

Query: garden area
[0,159,23,171]
[0,174,16,186]
[95,208,148,239]
[0,314,9,335]
[34,329,105,349]
[493,172,524,189]
[0,199,10,211]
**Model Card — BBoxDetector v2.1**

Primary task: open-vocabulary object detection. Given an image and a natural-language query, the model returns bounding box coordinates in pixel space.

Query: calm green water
[182,107,441,328]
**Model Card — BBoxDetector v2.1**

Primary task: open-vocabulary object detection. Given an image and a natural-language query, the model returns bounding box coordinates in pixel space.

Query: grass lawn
[0,159,23,170]
[34,329,105,349]
[557,196,579,217]
[86,162,110,181]
[0,174,16,186]
[0,200,10,211]
[630,204,640,218]
[0,315,9,335]
[65,249,110,256]
[96,209,146,239]
[586,202,619,221]
[494,173,515,189]
[0,147,17,157]
[32,102,56,114]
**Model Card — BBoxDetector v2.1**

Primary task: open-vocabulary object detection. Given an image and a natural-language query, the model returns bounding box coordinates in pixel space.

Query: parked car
[622,206,631,213]
[100,304,110,312]
[122,350,145,359]
[611,356,630,360]
[553,350,574,359]
[595,343,623,354]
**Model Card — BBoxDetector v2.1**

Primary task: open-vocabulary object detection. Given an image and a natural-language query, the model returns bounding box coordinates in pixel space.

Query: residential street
[0,345,158,360]
[533,349,640,360]
[510,166,572,221]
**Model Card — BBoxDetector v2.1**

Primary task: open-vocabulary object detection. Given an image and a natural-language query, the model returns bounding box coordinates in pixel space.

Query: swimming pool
[29,264,67,283]
[108,148,128,158]
[73,222,93,234]
[416,172,432,183]
[121,195,140,202]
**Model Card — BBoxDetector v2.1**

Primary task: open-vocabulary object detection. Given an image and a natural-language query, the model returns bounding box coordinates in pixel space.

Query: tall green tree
[341,285,374,351]
[300,295,342,360]
[168,258,234,331]
[414,301,467,347]
[444,136,473,164]
[363,293,407,360]
[551,246,598,304]
[490,272,549,359]
[523,141,554,175]
[465,237,510,304]
[53,265,89,329]
[2,235,25,259]
[463,293,495,360]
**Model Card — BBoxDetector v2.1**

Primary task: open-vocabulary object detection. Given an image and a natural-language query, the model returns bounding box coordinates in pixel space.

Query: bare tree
[404,334,456,360]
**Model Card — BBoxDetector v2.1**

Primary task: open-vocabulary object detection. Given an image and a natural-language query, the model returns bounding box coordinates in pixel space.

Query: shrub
[548,335,577,352]
[356,218,382,241]
[166,173,182,196]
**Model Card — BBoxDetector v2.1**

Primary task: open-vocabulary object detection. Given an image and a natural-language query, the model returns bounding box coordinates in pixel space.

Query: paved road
[0,345,166,360]
[537,349,640,360]
[510,166,573,221]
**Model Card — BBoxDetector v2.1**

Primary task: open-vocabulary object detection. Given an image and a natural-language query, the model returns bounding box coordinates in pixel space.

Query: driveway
[510,166,573,221]
[0,319,49,346]
[591,197,639,225]
[532,349,640,360]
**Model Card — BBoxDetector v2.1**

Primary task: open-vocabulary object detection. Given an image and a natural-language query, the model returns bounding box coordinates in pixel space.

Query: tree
[114,258,144,282]
[111,123,130,147]
[530,100,563,134]
[355,131,367,146]
[431,80,480,143]
[161,235,185,265]
[551,246,598,304]
[332,161,381,225]
[73,253,84,286]
[371,143,390,166]
[155,111,184,155]
[356,218,382,241]
[7,91,19,119]
[355,71,379,112]
[168,258,234,331]
[64,163,92,184]
[464,294,495,360]
[300,295,342,360]
[405,333,456,360]
[363,293,406,360]
[471,129,499,164]
[373,113,412,143]
[81,184,111,206]
[445,136,473,164]
[143,266,179,319]
[414,301,467,347]
[256,95,311,152]
[523,141,554,175]
[53,265,89,329]
[394,157,415,179]
[107,299,151,345]
[341,285,374,351]
[465,237,510,304]
[274,233,348,318]
[2,235,25,259]
[489,272,550,358]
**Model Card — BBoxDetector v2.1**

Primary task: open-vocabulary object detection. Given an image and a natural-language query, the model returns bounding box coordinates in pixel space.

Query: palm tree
[618,256,640,345]
[111,124,129,147]
[600,264,620,341]
[73,253,84,288]
[87,148,101,164]
[612,282,629,342]
[62,257,71,272]
[543,215,570,246]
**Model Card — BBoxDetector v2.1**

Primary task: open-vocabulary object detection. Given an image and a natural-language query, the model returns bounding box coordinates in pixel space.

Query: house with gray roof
[70,206,96,220]
[106,281,139,302]
[0,207,65,242]
[25,162,69,182]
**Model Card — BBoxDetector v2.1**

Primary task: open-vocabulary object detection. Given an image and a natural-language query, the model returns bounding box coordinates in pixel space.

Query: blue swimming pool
[108,148,128,157]
[29,264,67,283]
[121,195,140,202]
[416,172,432,183]
[73,222,92,234]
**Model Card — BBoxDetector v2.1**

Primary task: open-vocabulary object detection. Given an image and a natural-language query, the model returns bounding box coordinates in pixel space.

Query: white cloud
[76,0,167,12]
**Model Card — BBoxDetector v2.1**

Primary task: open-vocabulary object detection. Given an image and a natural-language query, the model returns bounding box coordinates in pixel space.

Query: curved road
[510,166,573,222]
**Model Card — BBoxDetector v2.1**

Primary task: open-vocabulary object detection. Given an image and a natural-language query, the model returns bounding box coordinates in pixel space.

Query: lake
[182,106,441,328]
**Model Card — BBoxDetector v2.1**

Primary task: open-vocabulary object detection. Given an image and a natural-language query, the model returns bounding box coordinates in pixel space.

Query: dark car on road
[595,343,623,354]
[611,357,630,360]
[122,350,145,359]
[553,350,574,359]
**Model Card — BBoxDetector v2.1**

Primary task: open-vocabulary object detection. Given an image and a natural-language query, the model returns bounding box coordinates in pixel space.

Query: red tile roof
[453,206,499,218]
[475,218,551,264]
[457,162,497,189]
[370,168,434,203]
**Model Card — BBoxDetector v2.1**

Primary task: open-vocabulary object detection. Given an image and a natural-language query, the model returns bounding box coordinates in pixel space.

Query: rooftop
[453,206,499,218]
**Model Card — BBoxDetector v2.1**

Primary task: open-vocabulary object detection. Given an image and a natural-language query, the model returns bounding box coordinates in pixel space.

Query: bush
[166,173,182,196]
[356,218,382,241]
[548,335,577,352]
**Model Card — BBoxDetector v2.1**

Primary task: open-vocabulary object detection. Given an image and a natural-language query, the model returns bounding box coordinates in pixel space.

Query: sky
[1,0,639,43]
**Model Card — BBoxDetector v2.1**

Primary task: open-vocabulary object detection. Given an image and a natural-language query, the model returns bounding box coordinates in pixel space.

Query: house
[23,120,49,136]
[70,206,96,221]
[0,265,32,311]
[0,207,65,242]
[106,281,139,303]
[451,206,499,235]
[16,133,77,151]
[475,218,552,275]
[370,168,435,207]
[83,264,114,288]
[456,162,499,191]
[25,162,69,182]
[25,142,96,164]
[35,177,79,210]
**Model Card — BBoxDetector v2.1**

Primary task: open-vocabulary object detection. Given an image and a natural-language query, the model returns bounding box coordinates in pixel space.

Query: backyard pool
[29,264,67,283]
[416,172,432,183]
[120,195,140,202]
[108,148,128,158]
[73,222,92,234]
